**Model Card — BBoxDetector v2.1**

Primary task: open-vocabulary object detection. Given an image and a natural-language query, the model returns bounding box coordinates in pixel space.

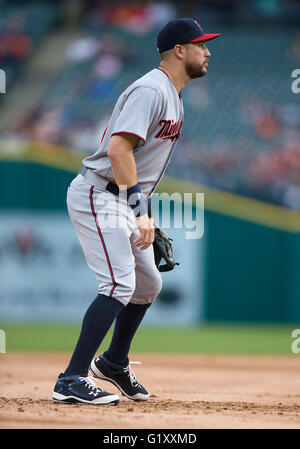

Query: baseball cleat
[52,373,120,405]
[90,354,149,401]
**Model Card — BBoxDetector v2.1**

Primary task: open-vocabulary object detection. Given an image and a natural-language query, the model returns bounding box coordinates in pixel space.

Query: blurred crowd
[0,10,32,89]
[85,1,176,34]
[172,139,300,209]
[0,1,57,88]
[1,0,300,208]
[6,29,137,154]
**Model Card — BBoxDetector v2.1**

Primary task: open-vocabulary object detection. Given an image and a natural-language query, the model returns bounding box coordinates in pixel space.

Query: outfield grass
[0,322,297,355]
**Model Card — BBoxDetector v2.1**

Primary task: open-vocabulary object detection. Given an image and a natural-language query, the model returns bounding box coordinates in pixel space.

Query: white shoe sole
[52,391,120,405]
[90,359,149,402]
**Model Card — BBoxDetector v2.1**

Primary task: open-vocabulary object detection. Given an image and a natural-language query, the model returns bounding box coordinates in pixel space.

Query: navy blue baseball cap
[157,18,221,54]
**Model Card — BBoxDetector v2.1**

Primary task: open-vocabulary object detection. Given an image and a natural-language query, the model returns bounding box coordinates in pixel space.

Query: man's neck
[159,63,190,95]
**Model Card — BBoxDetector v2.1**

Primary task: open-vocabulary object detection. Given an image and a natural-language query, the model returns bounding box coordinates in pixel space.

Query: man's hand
[134,214,155,250]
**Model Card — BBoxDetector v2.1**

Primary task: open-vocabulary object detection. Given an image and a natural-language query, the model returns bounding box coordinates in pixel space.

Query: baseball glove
[153,226,179,272]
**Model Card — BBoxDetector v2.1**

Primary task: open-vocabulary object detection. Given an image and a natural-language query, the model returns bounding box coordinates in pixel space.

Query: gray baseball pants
[67,174,162,306]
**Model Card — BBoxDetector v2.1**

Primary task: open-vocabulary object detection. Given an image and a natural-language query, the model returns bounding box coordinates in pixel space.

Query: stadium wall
[1,141,300,323]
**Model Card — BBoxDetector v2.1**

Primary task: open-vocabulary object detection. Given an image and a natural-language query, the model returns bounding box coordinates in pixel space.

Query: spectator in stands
[86,1,177,34]
[0,14,32,65]
[65,34,101,62]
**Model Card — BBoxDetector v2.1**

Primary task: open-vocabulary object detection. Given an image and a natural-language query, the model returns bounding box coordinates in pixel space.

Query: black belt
[80,166,119,196]
[106,182,152,216]
[105,181,120,196]
[80,166,151,216]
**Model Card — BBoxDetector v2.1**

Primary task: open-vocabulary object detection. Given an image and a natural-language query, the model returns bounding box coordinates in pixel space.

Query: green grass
[0,322,298,355]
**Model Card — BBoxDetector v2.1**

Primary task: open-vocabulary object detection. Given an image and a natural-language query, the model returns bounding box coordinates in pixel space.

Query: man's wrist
[126,183,147,217]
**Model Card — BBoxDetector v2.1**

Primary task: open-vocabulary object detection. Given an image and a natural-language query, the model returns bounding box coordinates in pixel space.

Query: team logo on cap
[194,20,203,33]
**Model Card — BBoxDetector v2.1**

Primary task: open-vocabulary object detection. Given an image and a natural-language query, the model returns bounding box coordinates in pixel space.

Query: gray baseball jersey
[67,67,184,306]
[83,67,184,197]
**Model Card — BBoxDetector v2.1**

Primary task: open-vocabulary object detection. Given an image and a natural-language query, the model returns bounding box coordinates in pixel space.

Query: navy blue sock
[64,294,123,377]
[104,302,151,368]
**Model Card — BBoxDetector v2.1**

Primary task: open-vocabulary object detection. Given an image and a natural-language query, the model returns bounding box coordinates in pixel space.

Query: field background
[2,322,297,354]
[2,323,300,429]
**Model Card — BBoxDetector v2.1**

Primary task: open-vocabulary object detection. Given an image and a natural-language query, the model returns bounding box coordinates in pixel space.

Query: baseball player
[53,18,220,405]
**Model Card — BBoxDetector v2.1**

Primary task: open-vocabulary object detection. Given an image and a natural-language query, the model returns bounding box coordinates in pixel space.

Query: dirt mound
[1,353,300,428]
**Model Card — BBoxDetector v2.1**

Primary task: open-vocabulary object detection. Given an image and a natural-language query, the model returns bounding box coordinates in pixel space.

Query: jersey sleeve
[111,87,162,143]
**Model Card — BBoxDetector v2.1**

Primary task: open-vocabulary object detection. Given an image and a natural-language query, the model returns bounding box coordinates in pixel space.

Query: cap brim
[191,33,221,43]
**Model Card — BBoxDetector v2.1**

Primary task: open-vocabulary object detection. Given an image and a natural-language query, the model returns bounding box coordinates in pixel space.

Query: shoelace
[79,376,103,396]
[124,361,141,387]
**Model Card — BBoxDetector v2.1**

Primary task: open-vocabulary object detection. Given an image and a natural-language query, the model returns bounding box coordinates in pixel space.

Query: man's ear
[173,44,185,60]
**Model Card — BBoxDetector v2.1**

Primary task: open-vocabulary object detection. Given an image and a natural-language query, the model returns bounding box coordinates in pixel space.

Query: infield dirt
[1,353,300,429]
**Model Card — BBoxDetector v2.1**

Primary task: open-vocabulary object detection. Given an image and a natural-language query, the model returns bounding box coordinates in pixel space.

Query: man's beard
[185,60,207,79]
